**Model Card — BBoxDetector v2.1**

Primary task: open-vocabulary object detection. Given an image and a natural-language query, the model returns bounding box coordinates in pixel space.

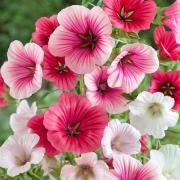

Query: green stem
[168,129,180,134]
[28,171,41,180]
[79,75,85,95]
[38,89,59,103]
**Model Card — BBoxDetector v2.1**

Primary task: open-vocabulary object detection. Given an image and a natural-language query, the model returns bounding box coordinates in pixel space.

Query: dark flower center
[119,54,133,66]
[15,152,31,166]
[117,6,134,22]
[79,30,98,50]
[76,165,94,179]
[97,80,110,94]
[55,61,69,73]
[66,122,80,137]
[161,82,175,96]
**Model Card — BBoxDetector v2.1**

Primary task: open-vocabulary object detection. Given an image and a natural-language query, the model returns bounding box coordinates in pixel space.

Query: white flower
[101,119,141,158]
[10,100,37,133]
[0,133,45,177]
[150,144,180,180]
[129,92,179,139]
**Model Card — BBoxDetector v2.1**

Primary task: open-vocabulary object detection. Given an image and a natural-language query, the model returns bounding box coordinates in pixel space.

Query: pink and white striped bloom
[0,133,45,177]
[1,40,44,99]
[49,5,115,74]
[61,152,108,180]
[108,44,159,93]
[101,120,141,158]
[84,66,128,114]
[105,154,164,180]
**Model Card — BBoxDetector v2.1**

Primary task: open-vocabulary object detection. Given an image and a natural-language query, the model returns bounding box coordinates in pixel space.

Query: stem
[28,171,41,180]
[38,89,59,103]
[168,129,180,134]
[79,75,85,95]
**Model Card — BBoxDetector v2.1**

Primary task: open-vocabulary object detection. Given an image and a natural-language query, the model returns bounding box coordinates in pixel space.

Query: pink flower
[61,152,108,180]
[27,114,60,156]
[0,72,7,108]
[140,134,149,154]
[48,5,115,74]
[43,46,79,91]
[102,0,157,32]
[154,26,180,61]
[1,40,44,99]
[149,71,180,110]
[107,43,159,93]
[84,66,128,114]
[105,154,164,180]
[32,15,59,47]
[44,93,108,154]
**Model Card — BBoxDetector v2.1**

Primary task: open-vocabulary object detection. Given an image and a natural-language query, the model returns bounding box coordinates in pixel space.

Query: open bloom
[10,100,37,133]
[103,0,157,32]
[108,43,159,93]
[32,15,59,46]
[43,46,79,91]
[101,120,141,158]
[0,133,45,177]
[0,72,7,107]
[27,114,60,156]
[61,152,108,180]
[49,5,115,74]
[129,91,179,139]
[149,71,180,110]
[44,93,108,154]
[154,26,180,61]
[105,154,164,180]
[1,40,44,99]
[150,144,180,180]
[84,66,128,114]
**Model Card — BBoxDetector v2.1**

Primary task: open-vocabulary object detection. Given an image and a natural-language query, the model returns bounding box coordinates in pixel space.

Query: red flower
[44,93,108,154]
[43,46,79,91]
[154,26,180,61]
[140,134,149,154]
[27,114,60,156]
[32,15,59,47]
[103,0,157,32]
[149,71,180,110]
[0,73,7,108]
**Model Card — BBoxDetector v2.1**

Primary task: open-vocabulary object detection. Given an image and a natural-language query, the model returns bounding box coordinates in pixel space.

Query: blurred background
[0,0,178,146]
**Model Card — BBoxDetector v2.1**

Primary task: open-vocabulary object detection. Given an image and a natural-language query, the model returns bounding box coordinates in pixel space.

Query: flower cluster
[0,0,180,179]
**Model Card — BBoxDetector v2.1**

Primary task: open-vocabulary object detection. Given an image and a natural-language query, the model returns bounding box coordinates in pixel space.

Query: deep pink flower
[32,15,59,47]
[27,114,60,156]
[107,43,159,93]
[84,66,128,114]
[0,73,7,108]
[1,40,44,99]
[103,0,157,32]
[43,46,79,91]
[140,134,149,154]
[48,5,115,74]
[149,71,180,110]
[105,154,164,180]
[154,26,180,61]
[44,93,108,154]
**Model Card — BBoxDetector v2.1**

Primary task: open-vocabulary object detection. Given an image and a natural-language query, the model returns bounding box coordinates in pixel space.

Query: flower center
[55,61,69,73]
[97,80,110,94]
[161,82,175,96]
[79,30,98,50]
[66,122,80,137]
[119,54,133,66]
[163,171,175,180]
[15,151,31,166]
[117,6,134,22]
[76,165,95,179]
[111,136,126,152]
[148,103,162,116]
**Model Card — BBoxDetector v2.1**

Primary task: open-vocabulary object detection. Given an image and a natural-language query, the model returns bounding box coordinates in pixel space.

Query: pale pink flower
[61,152,108,180]
[84,66,128,114]
[101,120,141,158]
[107,43,159,93]
[48,5,115,74]
[105,154,164,180]
[1,40,44,99]
[0,133,45,177]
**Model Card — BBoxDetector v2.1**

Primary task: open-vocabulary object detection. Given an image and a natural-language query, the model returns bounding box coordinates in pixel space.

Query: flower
[1,40,44,99]
[105,154,164,180]
[107,43,159,93]
[0,133,45,177]
[61,152,108,180]
[48,5,115,74]
[140,134,149,154]
[32,15,59,47]
[129,91,179,139]
[43,46,79,91]
[101,120,141,158]
[27,114,60,156]
[10,100,37,133]
[150,144,180,180]
[154,26,180,61]
[0,72,7,108]
[102,0,157,32]
[44,93,108,154]
[84,66,128,114]
[149,71,180,110]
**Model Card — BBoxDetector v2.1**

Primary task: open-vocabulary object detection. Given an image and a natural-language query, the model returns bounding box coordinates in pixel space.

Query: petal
[30,148,45,164]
